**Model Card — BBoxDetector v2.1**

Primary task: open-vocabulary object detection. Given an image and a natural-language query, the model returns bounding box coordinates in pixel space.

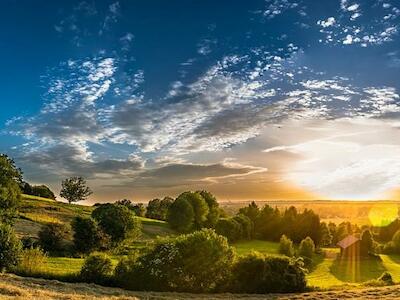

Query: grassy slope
[2,273,400,300]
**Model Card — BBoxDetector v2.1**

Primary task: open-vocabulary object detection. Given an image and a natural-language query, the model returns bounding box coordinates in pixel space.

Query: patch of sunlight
[307,249,344,288]
[368,204,398,227]
[381,255,400,282]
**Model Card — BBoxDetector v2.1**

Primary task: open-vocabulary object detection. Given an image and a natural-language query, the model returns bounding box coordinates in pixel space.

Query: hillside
[1,273,400,300]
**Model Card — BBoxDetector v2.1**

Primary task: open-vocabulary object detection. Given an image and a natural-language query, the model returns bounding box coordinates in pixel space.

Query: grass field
[233,240,281,256]
[2,273,400,300]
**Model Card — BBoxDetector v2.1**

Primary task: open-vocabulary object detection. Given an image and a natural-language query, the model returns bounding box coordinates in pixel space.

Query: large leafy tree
[60,176,92,204]
[198,190,220,228]
[0,154,22,224]
[167,196,194,232]
[92,203,140,244]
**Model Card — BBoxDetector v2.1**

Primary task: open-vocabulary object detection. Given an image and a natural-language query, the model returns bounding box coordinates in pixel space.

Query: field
[12,196,400,292]
[2,273,400,300]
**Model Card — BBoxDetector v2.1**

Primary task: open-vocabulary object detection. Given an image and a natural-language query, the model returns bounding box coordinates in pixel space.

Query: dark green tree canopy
[0,154,22,223]
[60,176,92,204]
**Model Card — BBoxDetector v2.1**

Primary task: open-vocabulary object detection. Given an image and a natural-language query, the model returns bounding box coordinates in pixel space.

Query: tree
[320,222,333,246]
[38,223,70,252]
[198,190,220,228]
[0,154,22,224]
[360,229,374,255]
[92,203,140,244]
[298,236,315,260]
[0,223,22,271]
[71,216,109,253]
[167,197,194,232]
[116,199,146,217]
[122,229,235,292]
[238,201,260,224]
[146,197,173,220]
[215,218,242,242]
[60,176,92,204]
[31,185,56,200]
[176,192,209,229]
[279,234,295,257]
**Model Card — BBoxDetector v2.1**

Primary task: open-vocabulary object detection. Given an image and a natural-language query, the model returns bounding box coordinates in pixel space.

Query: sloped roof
[337,235,359,249]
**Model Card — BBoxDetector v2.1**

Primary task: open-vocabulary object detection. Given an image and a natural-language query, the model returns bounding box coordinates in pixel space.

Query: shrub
[80,252,113,284]
[71,216,109,253]
[119,229,235,292]
[15,247,47,276]
[167,197,194,232]
[145,197,173,220]
[279,234,295,257]
[215,218,242,242]
[298,236,315,259]
[114,253,139,287]
[38,223,70,252]
[92,203,141,244]
[0,223,22,271]
[231,252,306,293]
[379,271,394,285]
[21,236,40,249]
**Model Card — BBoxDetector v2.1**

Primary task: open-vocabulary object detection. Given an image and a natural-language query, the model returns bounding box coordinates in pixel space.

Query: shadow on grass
[330,255,386,283]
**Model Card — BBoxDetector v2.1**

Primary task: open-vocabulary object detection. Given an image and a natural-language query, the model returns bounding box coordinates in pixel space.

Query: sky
[1,0,400,203]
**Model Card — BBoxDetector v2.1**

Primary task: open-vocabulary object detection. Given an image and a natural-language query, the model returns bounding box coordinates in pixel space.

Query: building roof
[337,235,359,249]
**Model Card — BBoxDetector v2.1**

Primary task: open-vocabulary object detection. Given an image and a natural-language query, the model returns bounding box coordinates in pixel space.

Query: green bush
[298,236,315,259]
[15,247,47,276]
[114,253,139,287]
[231,252,306,293]
[71,216,109,253]
[279,234,295,257]
[38,223,70,253]
[92,203,141,244]
[0,223,22,271]
[215,218,242,242]
[80,252,113,284]
[167,196,194,232]
[117,229,235,292]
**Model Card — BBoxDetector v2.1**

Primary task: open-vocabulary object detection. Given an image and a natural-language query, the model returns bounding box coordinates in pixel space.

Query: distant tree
[60,176,92,204]
[167,197,194,232]
[378,219,400,243]
[233,214,253,240]
[0,154,22,224]
[31,185,56,200]
[146,197,173,220]
[0,223,22,271]
[115,199,146,217]
[71,216,109,253]
[279,234,295,257]
[298,236,315,260]
[198,190,220,228]
[92,203,140,244]
[238,201,260,224]
[360,229,374,255]
[38,223,70,252]
[320,222,333,246]
[178,192,209,229]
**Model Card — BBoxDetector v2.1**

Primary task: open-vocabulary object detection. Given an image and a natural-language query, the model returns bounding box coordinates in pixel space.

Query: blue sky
[1,0,400,202]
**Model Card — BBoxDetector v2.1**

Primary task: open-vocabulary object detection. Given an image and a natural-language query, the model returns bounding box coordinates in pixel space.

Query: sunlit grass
[233,240,280,256]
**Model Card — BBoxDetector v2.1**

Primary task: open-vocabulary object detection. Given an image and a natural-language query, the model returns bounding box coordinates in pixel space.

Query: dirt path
[1,274,400,299]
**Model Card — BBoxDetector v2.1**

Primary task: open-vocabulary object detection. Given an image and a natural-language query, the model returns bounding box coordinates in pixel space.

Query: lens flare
[368,204,398,227]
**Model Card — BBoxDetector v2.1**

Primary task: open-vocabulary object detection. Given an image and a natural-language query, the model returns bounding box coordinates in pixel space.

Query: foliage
[114,252,139,287]
[60,176,92,204]
[119,229,235,292]
[145,197,173,220]
[80,252,113,284]
[38,223,70,252]
[279,234,295,257]
[378,219,400,243]
[21,182,56,200]
[360,229,374,255]
[230,252,306,293]
[71,216,109,253]
[15,247,47,276]
[92,203,141,244]
[320,222,333,246]
[178,191,209,229]
[298,236,315,260]
[0,223,22,271]
[198,190,220,228]
[167,196,194,232]
[215,218,242,242]
[115,199,145,217]
[0,154,22,224]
